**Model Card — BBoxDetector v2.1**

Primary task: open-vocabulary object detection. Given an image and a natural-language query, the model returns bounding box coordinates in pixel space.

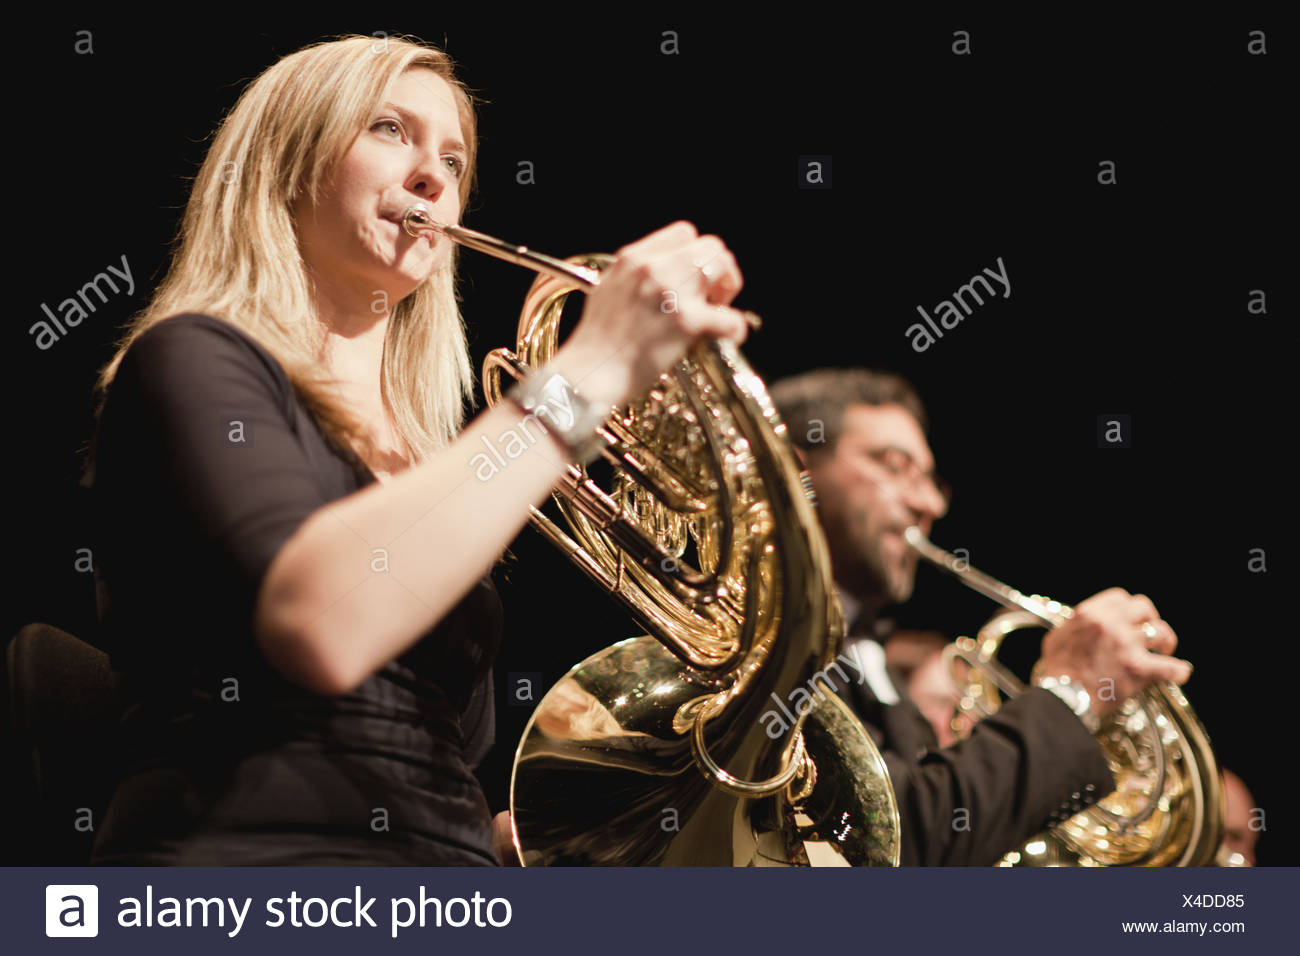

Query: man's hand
[492,810,521,866]
[1035,588,1193,721]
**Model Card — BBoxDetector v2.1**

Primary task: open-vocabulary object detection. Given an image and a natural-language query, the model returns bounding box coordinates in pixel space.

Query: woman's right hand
[549,221,750,408]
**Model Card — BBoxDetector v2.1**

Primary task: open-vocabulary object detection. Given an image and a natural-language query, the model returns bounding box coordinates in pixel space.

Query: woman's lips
[385,214,433,244]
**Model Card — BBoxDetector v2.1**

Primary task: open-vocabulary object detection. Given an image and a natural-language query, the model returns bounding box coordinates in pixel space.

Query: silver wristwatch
[1035,674,1100,734]
[506,366,609,465]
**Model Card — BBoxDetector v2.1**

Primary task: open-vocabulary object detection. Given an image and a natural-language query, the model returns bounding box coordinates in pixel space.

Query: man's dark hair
[769,367,929,453]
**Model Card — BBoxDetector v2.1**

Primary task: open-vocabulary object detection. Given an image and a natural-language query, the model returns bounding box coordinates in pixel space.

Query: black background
[8,12,1289,863]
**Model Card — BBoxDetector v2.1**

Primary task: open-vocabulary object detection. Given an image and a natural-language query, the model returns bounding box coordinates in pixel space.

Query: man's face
[805,403,949,605]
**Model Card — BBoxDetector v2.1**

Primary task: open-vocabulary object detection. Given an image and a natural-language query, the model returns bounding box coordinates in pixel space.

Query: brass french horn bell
[905,526,1224,867]
[403,204,900,866]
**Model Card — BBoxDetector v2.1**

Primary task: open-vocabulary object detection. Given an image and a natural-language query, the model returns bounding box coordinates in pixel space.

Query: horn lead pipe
[401,204,760,329]
[401,204,600,286]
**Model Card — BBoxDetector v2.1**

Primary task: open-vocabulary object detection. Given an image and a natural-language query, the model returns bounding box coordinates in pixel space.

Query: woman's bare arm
[255,348,604,694]
[254,222,750,695]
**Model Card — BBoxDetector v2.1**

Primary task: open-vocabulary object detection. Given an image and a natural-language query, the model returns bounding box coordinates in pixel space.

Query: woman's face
[295,67,467,308]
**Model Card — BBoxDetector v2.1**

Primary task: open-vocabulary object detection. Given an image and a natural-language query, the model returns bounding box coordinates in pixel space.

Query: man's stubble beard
[865,530,917,606]
[833,507,917,608]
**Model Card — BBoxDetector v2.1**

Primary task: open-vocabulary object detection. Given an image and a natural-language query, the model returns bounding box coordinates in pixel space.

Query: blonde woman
[83,34,748,865]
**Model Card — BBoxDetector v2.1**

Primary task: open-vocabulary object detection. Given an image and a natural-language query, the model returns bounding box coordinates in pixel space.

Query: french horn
[904,526,1224,866]
[404,205,899,866]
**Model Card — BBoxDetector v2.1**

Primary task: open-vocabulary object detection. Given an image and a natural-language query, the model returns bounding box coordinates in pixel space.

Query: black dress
[84,312,502,866]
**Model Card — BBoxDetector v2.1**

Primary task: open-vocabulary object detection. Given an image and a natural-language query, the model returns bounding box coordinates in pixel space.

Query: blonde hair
[92,34,481,468]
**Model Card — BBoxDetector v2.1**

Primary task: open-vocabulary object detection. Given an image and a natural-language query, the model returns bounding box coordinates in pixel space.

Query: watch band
[1035,674,1100,734]
[506,367,609,465]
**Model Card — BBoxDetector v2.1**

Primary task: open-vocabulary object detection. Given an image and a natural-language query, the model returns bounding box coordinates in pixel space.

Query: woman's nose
[408,158,455,205]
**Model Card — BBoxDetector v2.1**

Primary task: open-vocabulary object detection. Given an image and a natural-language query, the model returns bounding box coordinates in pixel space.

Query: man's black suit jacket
[825,633,1115,866]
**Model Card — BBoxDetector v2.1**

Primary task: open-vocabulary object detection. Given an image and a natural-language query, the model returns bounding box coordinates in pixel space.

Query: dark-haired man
[770,368,1193,866]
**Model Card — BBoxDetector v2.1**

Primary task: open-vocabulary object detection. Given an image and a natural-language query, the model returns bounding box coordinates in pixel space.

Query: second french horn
[904,526,1223,867]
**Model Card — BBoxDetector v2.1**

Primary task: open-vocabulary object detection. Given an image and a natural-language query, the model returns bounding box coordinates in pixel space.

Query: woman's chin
[383,258,438,296]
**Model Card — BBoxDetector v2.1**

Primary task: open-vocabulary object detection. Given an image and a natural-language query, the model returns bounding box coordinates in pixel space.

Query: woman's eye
[372,119,403,139]
[443,156,464,177]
